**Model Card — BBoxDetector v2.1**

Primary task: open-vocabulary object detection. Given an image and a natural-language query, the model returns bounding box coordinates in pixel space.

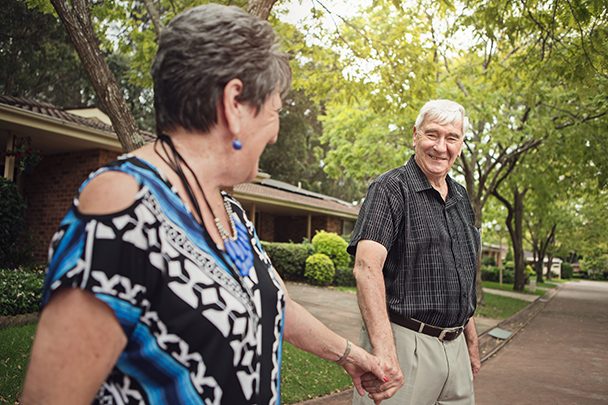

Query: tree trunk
[50,0,145,152]
[247,0,279,20]
[512,188,527,291]
[493,186,527,292]
[470,195,484,305]
[546,254,554,280]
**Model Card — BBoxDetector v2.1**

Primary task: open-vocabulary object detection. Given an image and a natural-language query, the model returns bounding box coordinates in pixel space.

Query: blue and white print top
[42,155,286,404]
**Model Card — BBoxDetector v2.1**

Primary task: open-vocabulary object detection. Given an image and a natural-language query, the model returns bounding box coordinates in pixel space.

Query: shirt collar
[405,155,465,202]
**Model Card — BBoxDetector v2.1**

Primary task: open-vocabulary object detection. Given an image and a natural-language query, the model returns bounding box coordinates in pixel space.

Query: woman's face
[238,92,282,181]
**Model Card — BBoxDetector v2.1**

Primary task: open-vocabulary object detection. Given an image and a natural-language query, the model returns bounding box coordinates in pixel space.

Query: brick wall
[23,149,120,262]
[257,212,275,242]
[274,215,307,243]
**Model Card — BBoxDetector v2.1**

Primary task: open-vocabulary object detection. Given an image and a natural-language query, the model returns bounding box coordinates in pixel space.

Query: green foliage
[333,266,356,287]
[524,265,535,284]
[580,249,608,280]
[481,266,515,284]
[0,178,30,268]
[1,0,95,106]
[261,241,313,281]
[311,231,350,269]
[482,256,497,266]
[561,262,573,279]
[0,266,45,316]
[304,253,335,286]
[0,323,37,403]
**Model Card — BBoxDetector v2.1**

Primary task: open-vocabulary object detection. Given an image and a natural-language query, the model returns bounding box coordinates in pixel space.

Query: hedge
[561,263,573,279]
[334,266,356,287]
[481,266,514,284]
[0,266,45,316]
[261,241,313,281]
[0,177,30,268]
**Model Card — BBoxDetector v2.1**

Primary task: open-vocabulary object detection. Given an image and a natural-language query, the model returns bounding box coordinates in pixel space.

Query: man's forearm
[464,317,481,377]
[354,260,395,357]
[464,318,479,349]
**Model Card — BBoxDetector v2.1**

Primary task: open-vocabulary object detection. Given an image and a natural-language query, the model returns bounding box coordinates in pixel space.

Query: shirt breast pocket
[467,224,481,257]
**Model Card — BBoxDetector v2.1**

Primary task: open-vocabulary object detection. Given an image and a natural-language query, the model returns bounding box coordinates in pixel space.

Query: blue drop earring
[232,139,243,150]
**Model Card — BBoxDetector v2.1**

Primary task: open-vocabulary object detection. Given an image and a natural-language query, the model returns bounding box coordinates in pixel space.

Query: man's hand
[360,350,404,403]
[468,344,481,378]
[464,318,481,379]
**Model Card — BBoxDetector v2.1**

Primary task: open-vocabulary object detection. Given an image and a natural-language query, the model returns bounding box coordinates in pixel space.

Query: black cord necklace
[153,134,254,279]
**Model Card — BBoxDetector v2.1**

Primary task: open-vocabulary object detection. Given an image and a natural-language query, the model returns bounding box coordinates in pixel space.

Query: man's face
[413,119,464,181]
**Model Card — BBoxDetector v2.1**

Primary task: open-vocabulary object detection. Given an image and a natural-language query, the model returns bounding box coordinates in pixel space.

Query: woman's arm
[22,172,137,404]
[21,288,127,404]
[280,278,387,396]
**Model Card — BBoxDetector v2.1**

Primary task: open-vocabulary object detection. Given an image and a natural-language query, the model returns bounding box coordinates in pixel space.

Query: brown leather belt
[389,311,464,342]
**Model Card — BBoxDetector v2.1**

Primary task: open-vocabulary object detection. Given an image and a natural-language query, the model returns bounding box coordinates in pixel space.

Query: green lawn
[0,324,350,404]
[281,342,352,404]
[476,293,529,319]
[482,281,546,296]
[0,323,36,403]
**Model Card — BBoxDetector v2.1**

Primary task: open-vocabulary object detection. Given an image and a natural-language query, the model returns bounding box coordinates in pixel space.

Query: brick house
[0,96,358,263]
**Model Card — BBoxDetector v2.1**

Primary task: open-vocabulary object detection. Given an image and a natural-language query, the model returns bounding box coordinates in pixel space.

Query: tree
[47,0,279,151]
[0,0,95,106]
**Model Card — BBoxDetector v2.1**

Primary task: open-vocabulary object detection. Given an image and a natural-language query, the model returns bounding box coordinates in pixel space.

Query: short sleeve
[42,201,158,338]
[347,179,405,256]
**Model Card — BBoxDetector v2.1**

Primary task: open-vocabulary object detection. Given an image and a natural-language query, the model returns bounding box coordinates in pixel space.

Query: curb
[478,284,561,362]
[293,284,564,405]
[0,312,39,329]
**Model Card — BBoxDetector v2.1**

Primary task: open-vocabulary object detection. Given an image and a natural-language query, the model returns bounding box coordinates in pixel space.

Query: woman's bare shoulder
[78,171,140,215]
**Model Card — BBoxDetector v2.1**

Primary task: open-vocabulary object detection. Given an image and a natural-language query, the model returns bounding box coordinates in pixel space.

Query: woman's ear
[222,78,244,135]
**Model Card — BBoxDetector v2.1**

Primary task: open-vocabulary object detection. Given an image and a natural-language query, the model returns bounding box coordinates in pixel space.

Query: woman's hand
[337,343,389,397]
[359,348,404,404]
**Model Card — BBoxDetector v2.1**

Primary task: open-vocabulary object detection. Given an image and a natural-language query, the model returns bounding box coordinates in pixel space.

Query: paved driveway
[475,280,608,405]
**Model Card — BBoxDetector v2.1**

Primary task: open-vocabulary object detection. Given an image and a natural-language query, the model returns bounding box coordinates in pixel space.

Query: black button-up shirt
[348,156,480,328]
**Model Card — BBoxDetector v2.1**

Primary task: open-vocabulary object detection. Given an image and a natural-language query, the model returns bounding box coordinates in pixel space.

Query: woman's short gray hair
[414,99,469,134]
[151,4,291,134]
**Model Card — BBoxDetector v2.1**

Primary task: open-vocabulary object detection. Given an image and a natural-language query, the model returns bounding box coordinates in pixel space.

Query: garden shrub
[261,241,313,281]
[525,265,535,284]
[561,263,573,279]
[311,231,350,269]
[304,253,335,286]
[334,266,356,287]
[0,178,30,268]
[481,265,514,284]
[482,256,496,266]
[0,265,45,316]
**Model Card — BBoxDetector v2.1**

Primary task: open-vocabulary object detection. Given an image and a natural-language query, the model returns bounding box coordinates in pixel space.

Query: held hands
[336,341,387,397]
[337,342,404,403]
[360,349,404,404]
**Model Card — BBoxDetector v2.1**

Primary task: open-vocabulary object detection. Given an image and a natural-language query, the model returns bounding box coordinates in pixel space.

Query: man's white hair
[414,99,469,134]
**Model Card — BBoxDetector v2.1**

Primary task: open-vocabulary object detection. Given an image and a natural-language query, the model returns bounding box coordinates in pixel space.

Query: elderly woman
[21,4,388,404]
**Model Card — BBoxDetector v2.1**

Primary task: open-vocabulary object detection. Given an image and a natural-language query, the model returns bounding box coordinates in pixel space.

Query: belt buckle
[438,329,448,341]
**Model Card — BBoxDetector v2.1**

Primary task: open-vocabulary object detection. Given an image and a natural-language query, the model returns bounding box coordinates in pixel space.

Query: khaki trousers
[353,322,474,405]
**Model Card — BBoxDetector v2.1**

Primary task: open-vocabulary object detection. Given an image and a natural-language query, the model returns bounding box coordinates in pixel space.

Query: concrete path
[285,282,502,345]
[483,287,538,302]
[286,282,362,344]
[475,280,608,404]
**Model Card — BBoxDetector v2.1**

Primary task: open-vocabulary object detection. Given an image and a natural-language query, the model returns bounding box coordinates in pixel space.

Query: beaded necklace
[154,134,254,278]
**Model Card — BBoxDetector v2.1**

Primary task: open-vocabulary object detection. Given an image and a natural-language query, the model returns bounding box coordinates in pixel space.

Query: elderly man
[350,99,481,404]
